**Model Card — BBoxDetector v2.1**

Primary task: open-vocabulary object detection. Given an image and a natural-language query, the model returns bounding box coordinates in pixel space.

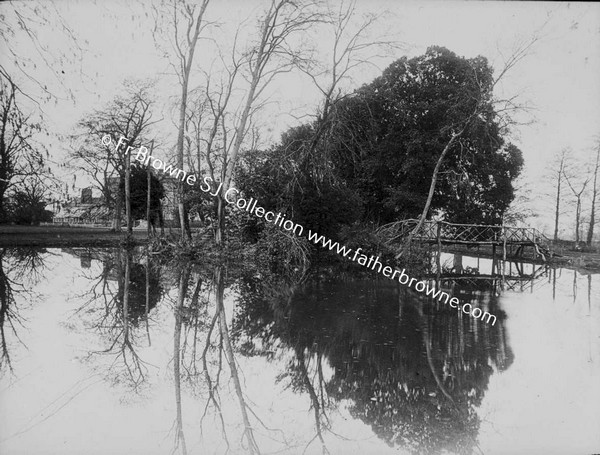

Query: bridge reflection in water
[0,247,597,455]
[429,251,550,294]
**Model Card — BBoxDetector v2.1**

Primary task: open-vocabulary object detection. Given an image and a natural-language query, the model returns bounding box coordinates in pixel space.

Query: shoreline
[0,225,151,247]
[2,225,599,273]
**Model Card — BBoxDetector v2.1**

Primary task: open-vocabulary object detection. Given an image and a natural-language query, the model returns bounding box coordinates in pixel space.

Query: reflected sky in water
[0,247,598,455]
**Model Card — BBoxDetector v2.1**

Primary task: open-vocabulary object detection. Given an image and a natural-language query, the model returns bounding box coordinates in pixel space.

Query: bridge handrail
[377,219,552,246]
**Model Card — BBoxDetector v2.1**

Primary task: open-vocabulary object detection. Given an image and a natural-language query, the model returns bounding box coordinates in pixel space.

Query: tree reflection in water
[233,267,515,454]
[75,248,163,391]
[0,247,50,375]
[169,262,269,455]
[67,247,542,454]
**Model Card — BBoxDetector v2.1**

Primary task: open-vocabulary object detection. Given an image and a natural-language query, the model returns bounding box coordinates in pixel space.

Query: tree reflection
[217,265,262,454]
[167,260,270,454]
[234,271,335,453]
[76,248,164,391]
[0,247,49,375]
[67,247,542,453]
[233,268,514,454]
[173,264,191,455]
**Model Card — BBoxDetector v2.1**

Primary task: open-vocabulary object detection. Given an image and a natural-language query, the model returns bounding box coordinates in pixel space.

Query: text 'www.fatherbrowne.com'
[104,134,496,325]
[305,230,497,326]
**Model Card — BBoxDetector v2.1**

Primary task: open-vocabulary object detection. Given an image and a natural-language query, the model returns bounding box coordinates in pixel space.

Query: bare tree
[213,0,321,244]
[188,59,241,243]
[0,0,86,104]
[70,82,156,231]
[548,148,569,241]
[587,142,599,246]
[0,74,45,222]
[290,0,399,190]
[563,160,590,246]
[153,0,212,242]
[186,0,320,245]
[502,177,537,226]
[221,0,320,190]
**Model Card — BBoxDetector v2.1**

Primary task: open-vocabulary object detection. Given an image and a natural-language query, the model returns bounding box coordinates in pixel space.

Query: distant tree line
[547,144,599,247]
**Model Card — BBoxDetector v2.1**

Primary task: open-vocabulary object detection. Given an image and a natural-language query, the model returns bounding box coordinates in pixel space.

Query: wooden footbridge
[377,219,553,262]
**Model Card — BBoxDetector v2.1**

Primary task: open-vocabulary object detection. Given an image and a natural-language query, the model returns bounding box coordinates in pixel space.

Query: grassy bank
[0,225,150,247]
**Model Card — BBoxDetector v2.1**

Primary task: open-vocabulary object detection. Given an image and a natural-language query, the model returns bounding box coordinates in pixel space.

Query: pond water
[0,247,599,455]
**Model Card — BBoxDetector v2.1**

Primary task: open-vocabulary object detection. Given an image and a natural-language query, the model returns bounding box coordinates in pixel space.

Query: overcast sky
[2,0,599,234]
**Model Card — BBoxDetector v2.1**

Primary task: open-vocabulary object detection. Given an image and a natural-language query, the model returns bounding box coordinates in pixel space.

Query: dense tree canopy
[118,164,165,222]
[236,46,524,240]
[329,46,523,224]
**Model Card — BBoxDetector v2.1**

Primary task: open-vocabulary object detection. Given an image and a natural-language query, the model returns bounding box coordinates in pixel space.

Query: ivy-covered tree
[329,46,524,225]
[118,164,165,229]
[439,143,524,224]
[236,47,524,244]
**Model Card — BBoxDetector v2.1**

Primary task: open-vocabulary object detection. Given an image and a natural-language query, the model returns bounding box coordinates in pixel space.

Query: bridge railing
[378,219,551,246]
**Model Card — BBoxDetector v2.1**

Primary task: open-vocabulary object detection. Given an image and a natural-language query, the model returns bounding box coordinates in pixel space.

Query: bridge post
[502,225,507,289]
[436,221,442,274]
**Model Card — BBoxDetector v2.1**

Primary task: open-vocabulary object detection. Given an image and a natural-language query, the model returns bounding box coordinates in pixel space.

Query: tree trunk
[125,152,132,235]
[177,94,189,243]
[147,161,151,238]
[159,201,165,236]
[147,141,154,237]
[113,183,123,232]
[221,76,259,195]
[575,197,581,245]
[401,131,462,256]
[214,196,225,246]
[588,190,596,246]
[221,6,272,206]
[553,168,562,242]
[175,2,210,243]
[563,169,588,247]
[214,73,258,247]
[0,183,8,223]
[586,146,599,246]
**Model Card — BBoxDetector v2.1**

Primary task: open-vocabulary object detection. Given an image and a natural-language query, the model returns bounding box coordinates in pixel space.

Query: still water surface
[0,247,598,454]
